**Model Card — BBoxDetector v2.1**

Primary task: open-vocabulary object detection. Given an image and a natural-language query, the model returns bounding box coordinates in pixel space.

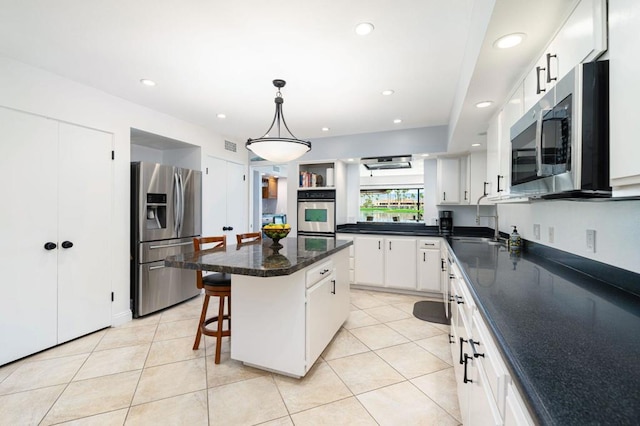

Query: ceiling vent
[361,155,413,170]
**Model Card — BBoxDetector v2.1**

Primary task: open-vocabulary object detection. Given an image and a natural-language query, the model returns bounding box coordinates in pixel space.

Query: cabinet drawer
[472,310,509,417]
[306,260,333,288]
[418,239,441,249]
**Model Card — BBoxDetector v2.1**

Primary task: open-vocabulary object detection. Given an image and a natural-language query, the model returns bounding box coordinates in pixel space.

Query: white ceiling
[0,0,577,154]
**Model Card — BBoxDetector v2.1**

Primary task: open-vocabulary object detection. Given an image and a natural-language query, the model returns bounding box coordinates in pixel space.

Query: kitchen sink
[450,236,505,246]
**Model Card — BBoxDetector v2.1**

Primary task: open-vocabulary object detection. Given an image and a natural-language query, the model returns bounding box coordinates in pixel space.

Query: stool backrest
[236,232,262,245]
[193,236,226,289]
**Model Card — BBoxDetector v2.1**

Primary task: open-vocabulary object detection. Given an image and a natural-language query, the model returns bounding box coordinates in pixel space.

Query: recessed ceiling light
[140,79,156,87]
[216,113,226,119]
[421,153,430,157]
[355,22,374,36]
[493,33,526,49]
[381,90,395,96]
[321,127,330,132]
[393,119,402,124]
[472,143,482,147]
[347,158,355,162]
[475,101,493,108]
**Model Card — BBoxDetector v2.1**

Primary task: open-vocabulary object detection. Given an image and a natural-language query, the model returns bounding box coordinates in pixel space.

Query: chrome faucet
[476,194,500,241]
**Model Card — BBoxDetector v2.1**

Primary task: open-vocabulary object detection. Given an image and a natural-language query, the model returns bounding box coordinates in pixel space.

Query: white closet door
[0,107,59,364]
[202,156,247,238]
[225,161,247,235]
[202,156,227,237]
[57,123,113,343]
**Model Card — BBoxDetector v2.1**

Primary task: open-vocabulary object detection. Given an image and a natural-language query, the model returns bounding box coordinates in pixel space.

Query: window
[359,188,424,222]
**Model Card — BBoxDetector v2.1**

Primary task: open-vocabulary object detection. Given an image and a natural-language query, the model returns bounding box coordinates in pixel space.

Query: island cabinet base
[230,249,350,378]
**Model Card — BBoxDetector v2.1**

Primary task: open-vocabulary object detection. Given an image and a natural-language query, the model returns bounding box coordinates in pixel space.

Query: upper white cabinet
[0,107,113,365]
[437,157,462,204]
[523,0,607,111]
[608,0,640,195]
[466,151,490,205]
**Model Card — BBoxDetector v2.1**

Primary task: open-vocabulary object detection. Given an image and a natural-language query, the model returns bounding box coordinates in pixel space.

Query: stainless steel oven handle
[535,108,553,177]
[149,241,193,249]
[149,265,165,271]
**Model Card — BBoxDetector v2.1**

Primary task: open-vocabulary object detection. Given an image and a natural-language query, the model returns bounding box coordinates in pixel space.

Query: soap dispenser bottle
[509,226,522,252]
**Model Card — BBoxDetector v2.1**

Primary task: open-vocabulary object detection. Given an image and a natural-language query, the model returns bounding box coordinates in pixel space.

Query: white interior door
[57,123,113,343]
[226,161,247,235]
[202,156,247,239]
[0,108,59,364]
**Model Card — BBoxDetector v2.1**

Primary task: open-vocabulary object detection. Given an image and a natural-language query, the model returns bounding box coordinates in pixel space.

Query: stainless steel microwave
[510,60,610,199]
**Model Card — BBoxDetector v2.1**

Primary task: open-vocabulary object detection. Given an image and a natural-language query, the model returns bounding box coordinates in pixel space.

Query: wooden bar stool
[192,236,231,364]
[236,232,262,245]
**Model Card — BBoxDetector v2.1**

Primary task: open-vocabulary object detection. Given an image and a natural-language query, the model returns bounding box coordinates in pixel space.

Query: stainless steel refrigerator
[130,162,202,317]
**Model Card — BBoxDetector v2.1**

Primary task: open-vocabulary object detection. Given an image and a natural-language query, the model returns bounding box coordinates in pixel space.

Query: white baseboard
[111,309,132,327]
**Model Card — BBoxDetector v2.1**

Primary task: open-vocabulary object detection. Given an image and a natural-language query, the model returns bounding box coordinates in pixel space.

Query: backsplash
[498,199,640,274]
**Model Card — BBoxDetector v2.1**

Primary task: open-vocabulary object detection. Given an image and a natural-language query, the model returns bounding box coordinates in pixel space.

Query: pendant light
[246,79,311,162]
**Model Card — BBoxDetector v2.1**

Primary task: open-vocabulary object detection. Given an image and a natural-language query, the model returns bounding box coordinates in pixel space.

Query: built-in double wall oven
[510,60,610,198]
[297,189,336,235]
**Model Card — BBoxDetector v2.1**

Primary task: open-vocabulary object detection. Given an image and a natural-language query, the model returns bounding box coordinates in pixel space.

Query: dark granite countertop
[449,239,640,425]
[165,237,352,277]
[336,222,640,424]
[337,223,497,238]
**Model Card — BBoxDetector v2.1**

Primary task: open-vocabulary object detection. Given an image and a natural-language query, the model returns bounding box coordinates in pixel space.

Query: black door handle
[497,175,504,192]
[61,241,74,249]
[546,53,557,83]
[222,226,234,231]
[536,66,546,94]
[483,182,488,196]
[463,353,474,383]
[44,242,57,250]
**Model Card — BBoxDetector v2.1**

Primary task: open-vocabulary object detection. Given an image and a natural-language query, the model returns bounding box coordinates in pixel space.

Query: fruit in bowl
[263,223,291,246]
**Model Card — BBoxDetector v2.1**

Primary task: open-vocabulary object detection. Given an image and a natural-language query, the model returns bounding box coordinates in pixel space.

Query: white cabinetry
[354,236,385,286]
[384,238,417,290]
[609,0,640,195]
[523,0,607,111]
[465,151,490,205]
[0,107,113,365]
[203,156,247,236]
[448,250,533,426]
[336,233,355,283]
[487,85,524,200]
[437,157,461,204]
[417,239,442,292]
[354,235,418,291]
[232,249,350,377]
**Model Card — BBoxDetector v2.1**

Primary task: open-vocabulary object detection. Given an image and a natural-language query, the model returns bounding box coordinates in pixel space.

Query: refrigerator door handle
[178,171,185,236]
[149,265,165,271]
[173,172,180,235]
[148,241,193,250]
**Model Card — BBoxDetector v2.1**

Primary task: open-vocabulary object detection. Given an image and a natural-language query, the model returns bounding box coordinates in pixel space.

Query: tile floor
[0,289,461,425]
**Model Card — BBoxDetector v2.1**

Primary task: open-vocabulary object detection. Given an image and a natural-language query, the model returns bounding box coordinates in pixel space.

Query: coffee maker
[439,210,453,234]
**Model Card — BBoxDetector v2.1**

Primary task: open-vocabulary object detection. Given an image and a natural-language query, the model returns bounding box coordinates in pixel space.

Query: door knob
[61,241,74,249]
[44,242,57,250]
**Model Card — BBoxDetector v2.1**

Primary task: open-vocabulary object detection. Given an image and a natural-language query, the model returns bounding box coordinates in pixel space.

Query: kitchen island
[165,237,352,378]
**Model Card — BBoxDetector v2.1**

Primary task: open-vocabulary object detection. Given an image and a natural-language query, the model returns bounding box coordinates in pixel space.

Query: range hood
[361,155,412,170]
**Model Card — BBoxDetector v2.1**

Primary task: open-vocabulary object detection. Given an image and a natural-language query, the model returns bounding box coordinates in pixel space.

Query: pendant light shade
[246,79,311,162]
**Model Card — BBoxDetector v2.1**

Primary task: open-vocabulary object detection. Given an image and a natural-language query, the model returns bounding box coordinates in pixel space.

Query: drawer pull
[455,295,464,304]
[449,334,454,344]
[469,339,485,358]
[463,353,474,384]
[459,337,467,365]
[319,269,330,275]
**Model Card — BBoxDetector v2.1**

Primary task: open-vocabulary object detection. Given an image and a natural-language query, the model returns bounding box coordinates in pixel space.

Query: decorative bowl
[262,225,291,248]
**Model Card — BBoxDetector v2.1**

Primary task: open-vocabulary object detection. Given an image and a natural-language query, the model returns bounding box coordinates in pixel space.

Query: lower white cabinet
[0,107,113,365]
[354,235,418,290]
[417,239,442,292]
[232,249,350,377]
[336,233,355,283]
[449,252,533,426]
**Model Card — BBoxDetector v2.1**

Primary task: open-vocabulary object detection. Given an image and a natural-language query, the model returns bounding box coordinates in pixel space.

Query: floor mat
[413,300,450,325]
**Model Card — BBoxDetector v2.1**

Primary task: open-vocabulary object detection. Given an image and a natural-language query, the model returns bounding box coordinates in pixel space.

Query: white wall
[498,200,640,274]
[0,55,248,325]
